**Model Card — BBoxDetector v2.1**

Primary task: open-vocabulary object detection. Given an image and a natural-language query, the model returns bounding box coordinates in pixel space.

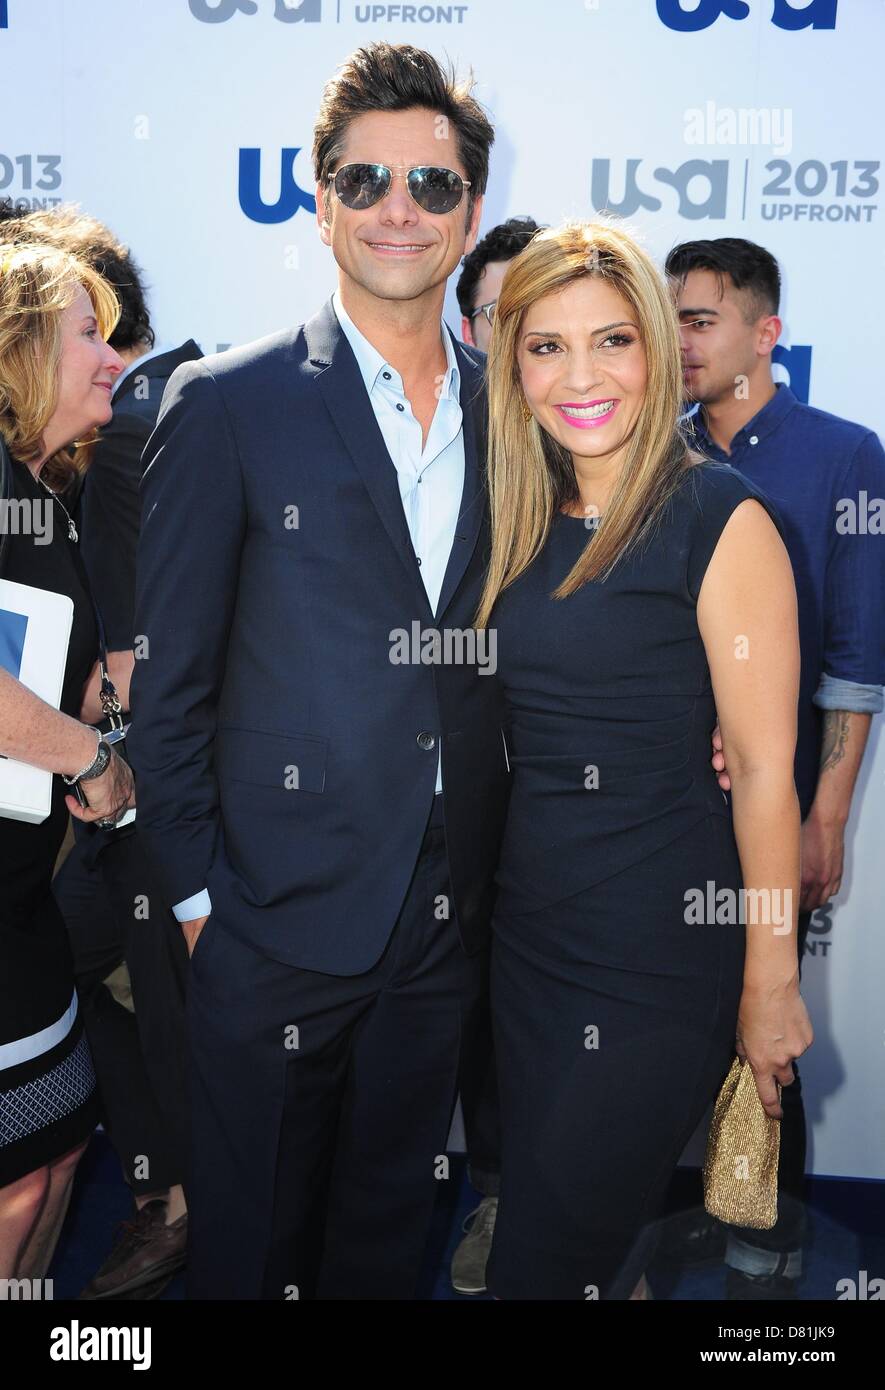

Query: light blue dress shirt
[172,296,465,923]
[332,290,465,622]
[333,290,465,794]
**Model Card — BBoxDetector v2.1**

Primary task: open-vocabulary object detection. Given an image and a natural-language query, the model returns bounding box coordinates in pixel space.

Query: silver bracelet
[62,728,103,785]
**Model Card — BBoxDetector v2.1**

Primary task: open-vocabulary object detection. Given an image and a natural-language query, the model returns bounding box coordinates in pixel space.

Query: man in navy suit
[129,43,510,1299]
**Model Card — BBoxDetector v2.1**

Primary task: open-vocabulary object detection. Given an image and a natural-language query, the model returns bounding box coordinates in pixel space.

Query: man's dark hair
[456,215,543,317]
[1,204,154,352]
[312,43,494,222]
[665,237,781,322]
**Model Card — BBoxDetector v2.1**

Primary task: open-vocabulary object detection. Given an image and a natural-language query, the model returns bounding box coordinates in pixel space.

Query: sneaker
[79,1200,187,1300]
[451,1196,498,1295]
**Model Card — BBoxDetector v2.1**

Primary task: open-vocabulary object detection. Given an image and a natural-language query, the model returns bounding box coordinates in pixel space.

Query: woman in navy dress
[476,222,813,1300]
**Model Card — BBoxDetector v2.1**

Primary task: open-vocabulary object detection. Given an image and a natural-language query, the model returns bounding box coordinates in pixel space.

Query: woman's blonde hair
[0,240,120,491]
[475,219,697,628]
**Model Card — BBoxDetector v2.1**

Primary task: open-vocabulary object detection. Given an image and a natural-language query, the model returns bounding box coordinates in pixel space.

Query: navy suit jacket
[129,300,511,974]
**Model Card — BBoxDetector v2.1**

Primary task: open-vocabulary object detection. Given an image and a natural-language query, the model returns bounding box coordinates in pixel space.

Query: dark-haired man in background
[448,213,541,1297]
[457,214,541,353]
[666,236,885,1299]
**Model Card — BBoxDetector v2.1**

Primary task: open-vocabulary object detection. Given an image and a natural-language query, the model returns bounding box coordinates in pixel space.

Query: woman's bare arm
[0,666,133,822]
[0,665,98,773]
[697,498,813,1117]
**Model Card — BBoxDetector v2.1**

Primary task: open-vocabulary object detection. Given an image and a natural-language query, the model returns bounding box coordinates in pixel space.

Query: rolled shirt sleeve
[813,672,883,714]
[823,432,885,688]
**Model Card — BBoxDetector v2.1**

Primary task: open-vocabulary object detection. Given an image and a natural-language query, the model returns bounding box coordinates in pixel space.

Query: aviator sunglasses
[331,162,471,215]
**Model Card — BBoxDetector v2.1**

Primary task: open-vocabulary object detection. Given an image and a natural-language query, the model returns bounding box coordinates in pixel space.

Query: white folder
[0,577,74,824]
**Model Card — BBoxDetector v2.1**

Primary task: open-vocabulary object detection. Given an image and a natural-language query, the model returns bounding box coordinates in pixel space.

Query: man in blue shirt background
[666,236,885,1300]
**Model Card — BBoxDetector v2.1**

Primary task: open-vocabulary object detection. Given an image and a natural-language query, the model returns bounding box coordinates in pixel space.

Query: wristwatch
[62,729,111,786]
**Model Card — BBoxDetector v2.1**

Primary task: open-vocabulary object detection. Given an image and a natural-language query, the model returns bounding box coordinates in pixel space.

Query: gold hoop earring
[522,402,532,423]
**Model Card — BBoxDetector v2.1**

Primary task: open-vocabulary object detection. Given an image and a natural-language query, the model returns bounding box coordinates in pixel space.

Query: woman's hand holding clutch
[736,981,814,1120]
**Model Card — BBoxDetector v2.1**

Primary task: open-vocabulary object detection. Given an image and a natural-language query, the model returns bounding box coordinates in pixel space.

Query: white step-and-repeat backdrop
[1,0,882,1180]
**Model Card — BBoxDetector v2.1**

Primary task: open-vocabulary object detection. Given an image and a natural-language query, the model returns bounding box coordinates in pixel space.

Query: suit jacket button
[417,731,436,751]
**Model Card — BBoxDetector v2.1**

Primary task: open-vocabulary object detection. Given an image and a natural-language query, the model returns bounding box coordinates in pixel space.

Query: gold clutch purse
[703,1057,780,1229]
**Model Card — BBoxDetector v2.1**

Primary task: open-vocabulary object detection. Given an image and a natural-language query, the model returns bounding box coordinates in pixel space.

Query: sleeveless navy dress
[486,463,777,1300]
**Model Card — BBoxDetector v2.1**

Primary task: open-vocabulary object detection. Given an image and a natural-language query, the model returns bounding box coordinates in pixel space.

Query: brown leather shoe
[79,1200,187,1300]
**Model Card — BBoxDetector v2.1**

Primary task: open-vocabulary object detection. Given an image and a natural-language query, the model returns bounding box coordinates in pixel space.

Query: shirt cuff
[813,673,884,715]
[171,888,213,922]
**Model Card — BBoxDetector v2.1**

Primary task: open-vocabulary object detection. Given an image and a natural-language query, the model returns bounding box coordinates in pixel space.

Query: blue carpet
[49,1133,883,1301]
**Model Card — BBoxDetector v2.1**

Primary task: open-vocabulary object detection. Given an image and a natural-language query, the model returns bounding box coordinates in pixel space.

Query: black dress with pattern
[486,464,778,1300]
[0,459,100,1186]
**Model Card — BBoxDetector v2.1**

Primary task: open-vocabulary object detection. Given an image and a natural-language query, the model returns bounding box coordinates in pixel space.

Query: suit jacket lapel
[306,301,428,604]
[305,302,487,620]
[436,333,487,621]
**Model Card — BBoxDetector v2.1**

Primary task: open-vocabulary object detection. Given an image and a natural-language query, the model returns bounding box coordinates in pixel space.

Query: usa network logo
[239,148,316,223]
[657,0,836,30]
[189,0,320,20]
[591,158,731,220]
[805,898,833,958]
[191,0,469,20]
[590,155,874,227]
[772,344,812,403]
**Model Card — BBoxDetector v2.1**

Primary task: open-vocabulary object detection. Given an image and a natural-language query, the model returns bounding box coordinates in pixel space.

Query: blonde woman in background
[0,242,131,1280]
[476,222,812,1300]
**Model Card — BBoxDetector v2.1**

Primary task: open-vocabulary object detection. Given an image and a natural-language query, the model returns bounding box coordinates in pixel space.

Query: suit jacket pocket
[216,726,327,793]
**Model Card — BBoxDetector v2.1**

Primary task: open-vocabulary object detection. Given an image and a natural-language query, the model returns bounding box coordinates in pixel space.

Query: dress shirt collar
[332,289,460,403]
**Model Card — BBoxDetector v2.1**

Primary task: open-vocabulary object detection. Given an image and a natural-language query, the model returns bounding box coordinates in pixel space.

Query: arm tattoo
[820,709,850,774]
